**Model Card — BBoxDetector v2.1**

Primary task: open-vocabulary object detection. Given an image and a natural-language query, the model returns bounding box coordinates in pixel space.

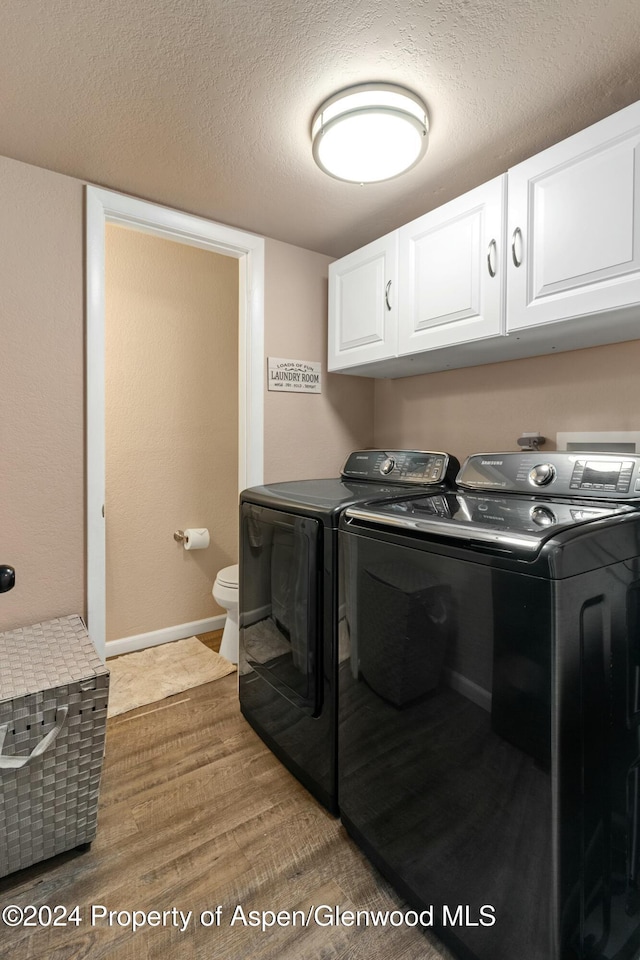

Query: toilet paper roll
[183,528,210,550]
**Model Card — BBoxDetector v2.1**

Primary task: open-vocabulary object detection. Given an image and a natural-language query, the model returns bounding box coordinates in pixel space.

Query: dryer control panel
[342,450,459,486]
[458,452,640,500]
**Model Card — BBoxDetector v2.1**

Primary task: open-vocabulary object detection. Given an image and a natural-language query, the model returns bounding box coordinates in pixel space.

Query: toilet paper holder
[173,528,210,550]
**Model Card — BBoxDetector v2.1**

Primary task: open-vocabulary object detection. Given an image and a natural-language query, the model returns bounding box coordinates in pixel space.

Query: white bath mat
[107,636,236,717]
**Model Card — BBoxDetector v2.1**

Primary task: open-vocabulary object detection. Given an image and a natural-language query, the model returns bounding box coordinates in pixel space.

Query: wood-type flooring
[0,637,451,960]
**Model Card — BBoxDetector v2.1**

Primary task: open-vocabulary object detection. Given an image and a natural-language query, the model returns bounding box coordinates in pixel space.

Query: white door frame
[86,186,265,661]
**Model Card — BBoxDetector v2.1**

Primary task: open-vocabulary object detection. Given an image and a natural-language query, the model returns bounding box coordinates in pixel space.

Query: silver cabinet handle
[385,280,392,311]
[487,239,497,278]
[511,227,523,268]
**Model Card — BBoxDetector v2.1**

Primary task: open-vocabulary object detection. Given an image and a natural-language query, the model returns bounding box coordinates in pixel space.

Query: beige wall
[263,239,375,482]
[0,155,373,637]
[5,150,640,639]
[374,338,640,463]
[0,157,85,633]
[105,226,239,641]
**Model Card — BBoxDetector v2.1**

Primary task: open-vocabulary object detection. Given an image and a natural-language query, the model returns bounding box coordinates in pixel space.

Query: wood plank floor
[0,645,452,960]
[197,629,223,654]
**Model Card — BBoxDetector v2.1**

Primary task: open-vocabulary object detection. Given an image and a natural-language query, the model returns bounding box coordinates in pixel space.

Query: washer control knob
[528,463,556,487]
[380,457,396,476]
[530,505,556,527]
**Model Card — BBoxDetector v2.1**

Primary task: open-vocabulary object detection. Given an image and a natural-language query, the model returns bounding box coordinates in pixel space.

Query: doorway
[86,187,265,660]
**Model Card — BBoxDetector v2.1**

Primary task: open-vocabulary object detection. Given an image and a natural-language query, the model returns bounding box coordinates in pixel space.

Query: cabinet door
[397,175,506,356]
[328,232,398,370]
[507,100,640,331]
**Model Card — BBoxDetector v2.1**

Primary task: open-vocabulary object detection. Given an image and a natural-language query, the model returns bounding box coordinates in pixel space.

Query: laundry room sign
[267,357,322,394]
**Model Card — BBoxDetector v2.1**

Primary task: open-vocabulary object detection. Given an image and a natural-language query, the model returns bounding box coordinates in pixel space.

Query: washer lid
[344,492,632,556]
[216,564,238,587]
[241,477,437,525]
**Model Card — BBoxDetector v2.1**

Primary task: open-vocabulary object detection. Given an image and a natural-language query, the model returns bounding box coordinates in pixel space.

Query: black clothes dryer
[238,450,459,814]
[339,451,640,960]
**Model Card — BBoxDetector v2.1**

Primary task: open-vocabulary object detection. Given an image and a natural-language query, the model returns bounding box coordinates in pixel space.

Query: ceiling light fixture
[311,82,429,184]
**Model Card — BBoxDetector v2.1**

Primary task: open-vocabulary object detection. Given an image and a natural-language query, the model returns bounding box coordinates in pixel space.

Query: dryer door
[239,502,321,715]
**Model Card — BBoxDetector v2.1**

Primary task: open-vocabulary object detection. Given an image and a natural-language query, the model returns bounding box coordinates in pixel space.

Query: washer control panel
[342,450,459,485]
[458,452,640,500]
[569,457,635,494]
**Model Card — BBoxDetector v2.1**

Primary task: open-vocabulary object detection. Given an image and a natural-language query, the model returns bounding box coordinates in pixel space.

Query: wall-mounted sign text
[268,357,322,394]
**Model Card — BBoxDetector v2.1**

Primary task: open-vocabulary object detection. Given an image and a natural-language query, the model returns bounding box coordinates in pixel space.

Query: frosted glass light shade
[311,83,429,183]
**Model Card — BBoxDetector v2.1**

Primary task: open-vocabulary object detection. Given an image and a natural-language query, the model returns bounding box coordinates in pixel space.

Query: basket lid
[0,615,107,703]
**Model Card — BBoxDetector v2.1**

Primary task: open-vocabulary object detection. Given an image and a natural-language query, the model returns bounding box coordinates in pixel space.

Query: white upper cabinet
[398,176,507,354]
[327,99,640,378]
[507,101,640,331]
[328,231,398,370]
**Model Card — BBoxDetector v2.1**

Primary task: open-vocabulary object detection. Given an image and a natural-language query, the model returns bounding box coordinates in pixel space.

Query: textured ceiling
[2,0,640,257]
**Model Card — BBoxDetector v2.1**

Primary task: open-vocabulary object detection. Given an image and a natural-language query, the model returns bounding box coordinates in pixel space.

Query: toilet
[213,564,239,663]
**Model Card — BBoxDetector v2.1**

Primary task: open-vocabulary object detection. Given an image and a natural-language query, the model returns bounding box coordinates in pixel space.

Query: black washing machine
[339,451,640,960]
[238,450,459,814]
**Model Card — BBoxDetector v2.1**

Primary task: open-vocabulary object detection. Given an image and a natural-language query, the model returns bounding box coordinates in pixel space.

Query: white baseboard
[105,614,226,659]
[243,603,272,627]
[444,668,492,712]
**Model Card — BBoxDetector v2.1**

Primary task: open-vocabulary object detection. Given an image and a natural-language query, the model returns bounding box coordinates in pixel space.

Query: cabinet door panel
[508,101,640,331]
[536,147,634,289]
[398,175,505,355]
[339,257,386,347]
[412,214,479,327]
[328,232,398,370]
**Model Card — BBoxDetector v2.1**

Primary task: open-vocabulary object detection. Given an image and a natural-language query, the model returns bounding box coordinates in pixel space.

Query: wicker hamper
[0,615,109,878]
